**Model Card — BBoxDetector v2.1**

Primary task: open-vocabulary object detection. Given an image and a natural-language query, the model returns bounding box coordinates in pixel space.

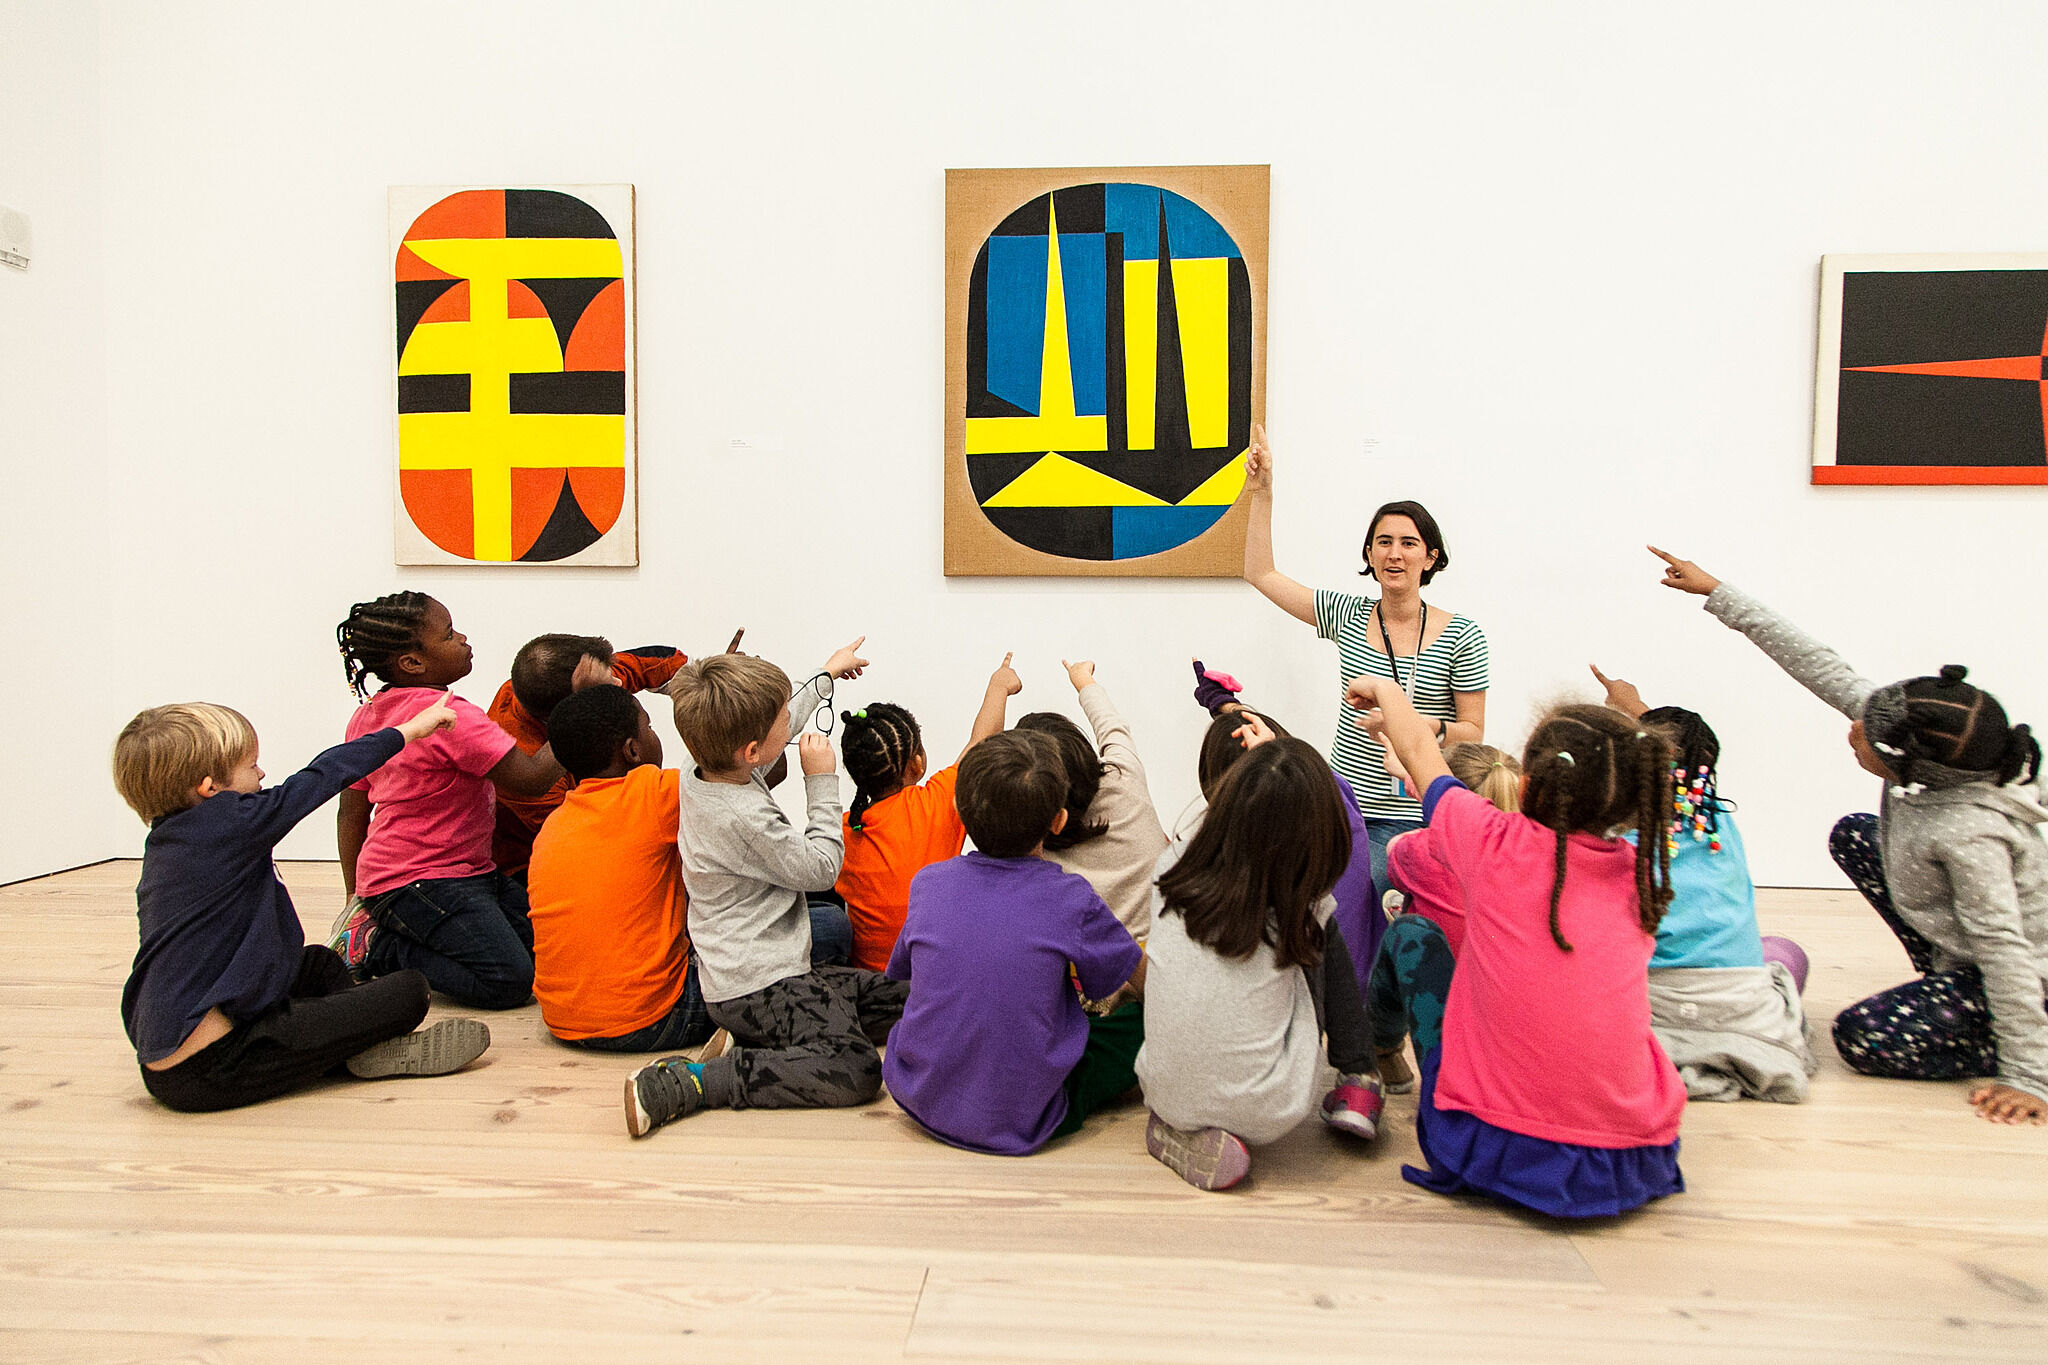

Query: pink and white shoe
[1320,1073,1386,1142]
[326,899,378,979]
[1145,1112,1252,1191]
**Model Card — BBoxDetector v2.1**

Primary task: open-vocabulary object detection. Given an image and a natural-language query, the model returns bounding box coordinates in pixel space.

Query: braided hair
[1518,704,1674,952]
[336,591,431,700]
[1641,706,1728,848]
[839,702,923,832]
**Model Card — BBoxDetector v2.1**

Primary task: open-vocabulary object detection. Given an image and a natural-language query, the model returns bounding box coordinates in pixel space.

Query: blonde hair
[113,703,257,823]
[669,654,790,770]
[1446,742,1521,813]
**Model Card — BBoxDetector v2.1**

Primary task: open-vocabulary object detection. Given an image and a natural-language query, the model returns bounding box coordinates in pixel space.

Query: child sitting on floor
[527,685,723,1057]
[1361,674,1688,1217]
[1591,664,1816,1103]
[331,593,564,1010]
[115,698,489,1112]
[1138,732,1364,1190]
[625,640,907,1137]
[833,653,1022,971]
[1015,661,1168,941]
[1654,546,2048,1126]
[486,632,691,877]
[882,730,1146,1154]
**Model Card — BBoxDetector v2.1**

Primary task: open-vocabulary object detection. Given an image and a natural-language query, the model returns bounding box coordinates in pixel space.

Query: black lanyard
[1376,600,1428,700]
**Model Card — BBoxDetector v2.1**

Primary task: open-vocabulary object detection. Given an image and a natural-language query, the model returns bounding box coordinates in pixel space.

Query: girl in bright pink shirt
[1351,676,1686,1218]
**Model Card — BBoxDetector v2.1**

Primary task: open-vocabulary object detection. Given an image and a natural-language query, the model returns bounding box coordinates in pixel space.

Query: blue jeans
[1364,817,1422,901]
[807,898,852,967]
[563,960,714,1053]
[362,870,535,1011]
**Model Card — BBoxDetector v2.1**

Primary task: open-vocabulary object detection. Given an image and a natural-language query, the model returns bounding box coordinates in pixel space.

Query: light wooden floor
[3,863,2045,1363]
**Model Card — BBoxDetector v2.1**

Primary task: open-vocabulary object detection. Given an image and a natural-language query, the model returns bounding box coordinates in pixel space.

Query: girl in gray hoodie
[1653,548,2048,1126]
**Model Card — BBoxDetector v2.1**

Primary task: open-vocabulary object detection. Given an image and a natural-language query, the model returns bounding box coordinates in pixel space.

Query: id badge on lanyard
[1378,601,1426,798]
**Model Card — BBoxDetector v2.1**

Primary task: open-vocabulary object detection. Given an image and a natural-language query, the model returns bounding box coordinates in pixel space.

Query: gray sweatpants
[702,965,909,1109]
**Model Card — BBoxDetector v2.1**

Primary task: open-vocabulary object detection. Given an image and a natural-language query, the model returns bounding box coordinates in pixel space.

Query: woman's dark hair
[336,591,431,700]
[1359,500,1449,586]
[1520,704,1675,952]
[1156,737,1350,971]
[839,702,923,831]
[547,685,642,781]
[1013,712,1109,850]
[1196,708,1293,800]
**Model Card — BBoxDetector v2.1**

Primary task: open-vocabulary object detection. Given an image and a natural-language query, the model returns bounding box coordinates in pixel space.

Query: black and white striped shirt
[1315,587,1492,821]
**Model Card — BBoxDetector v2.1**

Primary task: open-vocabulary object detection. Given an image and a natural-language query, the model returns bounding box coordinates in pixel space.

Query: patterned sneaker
[1377,1044,1417,1094]
[1320,1073,1385,1141]
[1145,1112,1252,1191]
[345,1018,490,1078]
[326,898,377,978]
[624,1056,706,1138]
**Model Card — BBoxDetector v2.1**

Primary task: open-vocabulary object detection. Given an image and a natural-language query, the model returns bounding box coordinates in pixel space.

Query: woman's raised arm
[1242,424,1317,625]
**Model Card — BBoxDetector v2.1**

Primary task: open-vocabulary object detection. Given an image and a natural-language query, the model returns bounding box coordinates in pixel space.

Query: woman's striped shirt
[1315,587,1492,822]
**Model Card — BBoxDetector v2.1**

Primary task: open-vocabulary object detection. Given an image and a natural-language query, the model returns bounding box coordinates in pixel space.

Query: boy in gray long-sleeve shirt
[1655,548,2048,1126]
[624,640,909,1138]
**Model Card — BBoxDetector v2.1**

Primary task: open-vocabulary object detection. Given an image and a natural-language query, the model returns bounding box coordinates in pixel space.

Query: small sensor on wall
[1,206,30,272]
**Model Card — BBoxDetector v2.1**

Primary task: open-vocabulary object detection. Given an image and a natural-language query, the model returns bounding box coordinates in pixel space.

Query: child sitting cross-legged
[882,730,1147,1154]
[115,699,490,1113]
[526,685,725,1057]
[625,640,907,1137]
[833,652,1023,971]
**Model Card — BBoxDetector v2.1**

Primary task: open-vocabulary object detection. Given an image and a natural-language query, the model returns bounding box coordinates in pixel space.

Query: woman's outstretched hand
[1244,423,1273,494]
[1650,546,1720,597]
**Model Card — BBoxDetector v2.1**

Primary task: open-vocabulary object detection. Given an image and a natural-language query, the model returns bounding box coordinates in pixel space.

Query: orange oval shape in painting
[394,187,631,563]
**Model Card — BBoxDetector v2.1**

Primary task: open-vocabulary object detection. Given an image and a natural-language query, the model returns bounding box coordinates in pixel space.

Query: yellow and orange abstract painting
[389,185,636,565]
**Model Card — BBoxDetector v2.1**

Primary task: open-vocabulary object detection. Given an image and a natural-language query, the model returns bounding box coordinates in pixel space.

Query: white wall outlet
[0,206,30,272]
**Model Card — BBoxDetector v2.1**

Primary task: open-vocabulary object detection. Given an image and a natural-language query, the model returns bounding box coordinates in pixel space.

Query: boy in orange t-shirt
[833,655,1022,971]
[527,685,719,1053]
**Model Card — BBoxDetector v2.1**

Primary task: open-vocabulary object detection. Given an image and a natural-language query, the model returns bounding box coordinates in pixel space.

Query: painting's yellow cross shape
[399,237,625,561]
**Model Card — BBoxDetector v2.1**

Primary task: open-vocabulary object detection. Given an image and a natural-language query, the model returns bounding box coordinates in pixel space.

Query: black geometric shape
[518,277,618,354]
[981,506,1115,560]
[520,477,606,562]
[1151,197,1194,458]
[1228,256,1253,453]
[396,278,461,361]
[993,193,1051,237]
[1105,229,1127,455]
[509,371,626,415]
[966,452,1048,504]
[1055,448,1240,505]
[398,374,471,413]
[1840,270,2048,367]
[1052,183,1105,234]
[506,189,616,240]
[1836,370,2046,467]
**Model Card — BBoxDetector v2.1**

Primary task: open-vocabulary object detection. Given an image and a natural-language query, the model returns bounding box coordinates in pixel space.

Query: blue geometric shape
[1105,183,1163,260]
[1163,190,1240,260]
[1111,504,1230,559]
[986,235,1047,414]
[1059,231,1107,417]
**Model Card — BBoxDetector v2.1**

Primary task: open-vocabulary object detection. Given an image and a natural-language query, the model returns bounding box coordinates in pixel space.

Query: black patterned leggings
[703,965,910,1109]
[1828,813,2000,1081]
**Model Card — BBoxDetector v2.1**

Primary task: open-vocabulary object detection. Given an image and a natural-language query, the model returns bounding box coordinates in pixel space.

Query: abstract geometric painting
[1814,253,2048,485]
[389,185,636,564]
[945,166,1267,575]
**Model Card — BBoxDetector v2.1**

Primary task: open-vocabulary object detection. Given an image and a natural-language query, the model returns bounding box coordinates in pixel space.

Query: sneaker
[327,898,377,978]
[1382,888,1408,917]
[683,1028,732,1065]
[345,1018,490,1078]
[1145,1112,1252,1191]
[624,1056,706,1138]
[1377,1044,1417,1094]
[1320,1073,1385,1141]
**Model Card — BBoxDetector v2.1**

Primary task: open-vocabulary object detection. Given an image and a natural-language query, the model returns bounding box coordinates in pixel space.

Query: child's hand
[570,654,615,692]
[1244,422,1274,493]
[1344,674,1387,712]
[990,652,1023,696]
[798,732,835,776]
[396,697,458,742]
[1355,708,1389,740]
[1192,659,1244,715]
[1650,546,1721,597]
[1970,1082,2048,1125]
[1590,663,1650,719]
[1063,658,1096,692]
[1233,712,1278,750]
[824,636,869,681]
[725,628,746,654]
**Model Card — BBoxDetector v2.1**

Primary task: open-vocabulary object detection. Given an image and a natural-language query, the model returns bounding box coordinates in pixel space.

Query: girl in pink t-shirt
[329,592,564,1010]
[1350,677,1686,1218]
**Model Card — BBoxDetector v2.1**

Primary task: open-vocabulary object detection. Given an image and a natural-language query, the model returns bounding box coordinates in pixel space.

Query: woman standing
[1242,425,1490,893]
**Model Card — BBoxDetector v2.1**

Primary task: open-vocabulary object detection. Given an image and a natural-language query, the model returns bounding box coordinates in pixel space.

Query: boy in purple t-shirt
[883,730,1146,1155]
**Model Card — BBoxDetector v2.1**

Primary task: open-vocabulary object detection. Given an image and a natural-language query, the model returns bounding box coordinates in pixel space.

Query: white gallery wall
[10,0,2048,889]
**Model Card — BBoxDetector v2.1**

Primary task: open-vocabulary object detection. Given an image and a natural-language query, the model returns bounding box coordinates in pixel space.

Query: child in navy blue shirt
[115,699,490,1112]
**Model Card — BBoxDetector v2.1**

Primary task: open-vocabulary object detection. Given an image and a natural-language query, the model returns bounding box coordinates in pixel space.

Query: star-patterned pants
[1828,813,2000,1080]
